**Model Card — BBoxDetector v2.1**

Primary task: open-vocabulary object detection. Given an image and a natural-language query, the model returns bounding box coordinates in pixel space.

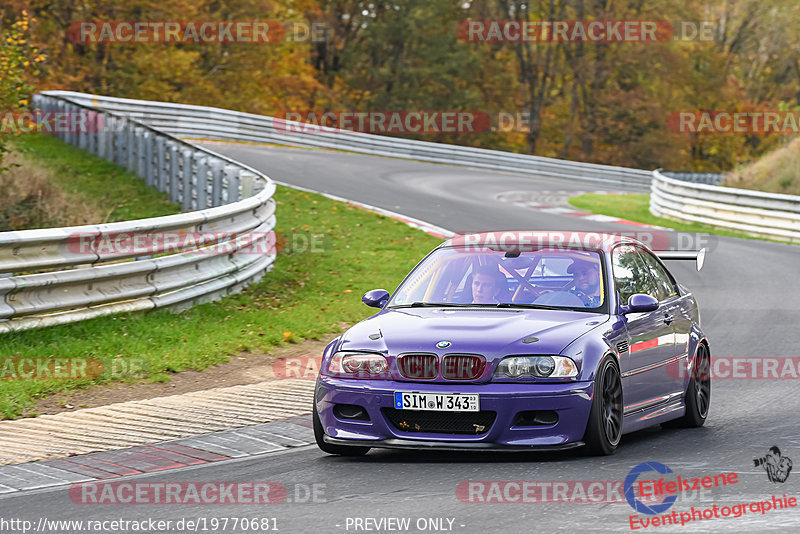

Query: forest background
[2,0,800,173]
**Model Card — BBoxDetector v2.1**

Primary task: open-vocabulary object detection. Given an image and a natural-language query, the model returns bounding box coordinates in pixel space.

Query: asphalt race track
[2,144,799,533]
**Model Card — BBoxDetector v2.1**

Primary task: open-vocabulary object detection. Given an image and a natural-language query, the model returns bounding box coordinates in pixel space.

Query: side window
[611,245,658,306]
[639,250,678,301]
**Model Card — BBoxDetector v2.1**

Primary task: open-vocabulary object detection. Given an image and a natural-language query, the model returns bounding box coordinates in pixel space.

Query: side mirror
[622,293,659,314]
[362,289,390,309]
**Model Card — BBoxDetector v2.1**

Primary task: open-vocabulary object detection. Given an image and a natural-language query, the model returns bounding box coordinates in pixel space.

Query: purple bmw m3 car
[313,232,710,456]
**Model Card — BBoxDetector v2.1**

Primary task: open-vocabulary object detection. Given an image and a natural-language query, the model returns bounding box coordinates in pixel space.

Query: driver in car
[472,265,507,304]
[567,259,602,307]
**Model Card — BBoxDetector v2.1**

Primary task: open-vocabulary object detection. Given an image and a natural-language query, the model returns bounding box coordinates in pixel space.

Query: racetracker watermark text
[0,111,103,134]
[275,111,492,134]
[69,481,325,504]
[0,357,148,380]
[670,356,800,380]
[65,231,328,257]
[457,20,717,42]
[449,230,716,253]
[668,111,800,134]
[67,21,329,43]
[456,480,713,504]
[272,356,321,380]
[273,110,620,135]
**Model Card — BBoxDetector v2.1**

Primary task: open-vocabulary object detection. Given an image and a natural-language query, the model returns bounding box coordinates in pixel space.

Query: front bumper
[315,377,594,449]
[322,436,584,452]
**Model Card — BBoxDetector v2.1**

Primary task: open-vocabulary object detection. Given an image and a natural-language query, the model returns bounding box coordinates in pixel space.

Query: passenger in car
[567,259,603,307]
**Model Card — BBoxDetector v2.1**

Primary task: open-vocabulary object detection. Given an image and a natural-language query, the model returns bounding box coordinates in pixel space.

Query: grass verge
[6,134,181,225]
[567,193,777,242]
[724,137,800,196]
[0,138,440,418]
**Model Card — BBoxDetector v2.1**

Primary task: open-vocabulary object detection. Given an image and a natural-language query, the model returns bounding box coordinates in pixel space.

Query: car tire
[313,403,370,456]
[583,355,623,456]
[664,342,710,428]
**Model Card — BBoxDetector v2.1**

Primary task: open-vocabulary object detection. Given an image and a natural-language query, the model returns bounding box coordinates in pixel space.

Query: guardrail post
[196,155,209,209]
[136,129,147,178]
[144,131,155,186]
[110,115,120,162]
[87,111,97,155]
[168,141,180,202]
[224,164,240,203]
[47,97,55,139]
[114,118,125,167]
[77,104,88,151]
[97,112,107,159]
[126,124,136,172]
[240,171,256,198]
[209,158,224,207]
[61,101,69,145]
[156,136,167,192]
[64,102,75,146]
[59,100,68,143]
[50,99,58,142]
[181,148,194,211]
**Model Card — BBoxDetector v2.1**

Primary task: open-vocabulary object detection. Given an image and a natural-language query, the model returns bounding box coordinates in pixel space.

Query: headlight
[327,351,389,378]
[495,355,578,378]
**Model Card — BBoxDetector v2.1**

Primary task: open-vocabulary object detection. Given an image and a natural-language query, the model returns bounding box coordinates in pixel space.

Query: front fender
[561,330,620,382]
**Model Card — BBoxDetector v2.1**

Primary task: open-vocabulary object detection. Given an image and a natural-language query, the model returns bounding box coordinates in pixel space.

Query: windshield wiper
[390,302,592,312]
[494,303,583,311]
[390,302,474,308]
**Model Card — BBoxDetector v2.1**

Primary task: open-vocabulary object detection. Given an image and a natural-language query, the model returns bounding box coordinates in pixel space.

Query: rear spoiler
[655,249,706,271]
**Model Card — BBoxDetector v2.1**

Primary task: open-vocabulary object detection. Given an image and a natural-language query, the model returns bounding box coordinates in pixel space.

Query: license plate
[394,392,479,412]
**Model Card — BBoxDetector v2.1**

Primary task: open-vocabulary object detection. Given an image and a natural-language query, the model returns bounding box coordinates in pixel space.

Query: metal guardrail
[41,91,653,191]
[661,171,724,186]
[0,94,277,333]
[651,170,800,243]
[7,91,796,332]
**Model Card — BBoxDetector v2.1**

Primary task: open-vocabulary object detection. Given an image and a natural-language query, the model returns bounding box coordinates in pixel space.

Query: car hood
[338,307,609,358]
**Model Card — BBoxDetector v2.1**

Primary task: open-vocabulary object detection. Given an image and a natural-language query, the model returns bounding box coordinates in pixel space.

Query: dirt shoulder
[30,336,333,417]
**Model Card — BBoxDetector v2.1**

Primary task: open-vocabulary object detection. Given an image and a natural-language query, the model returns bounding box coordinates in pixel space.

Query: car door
[638,248,691,397]
[611,244,675,416]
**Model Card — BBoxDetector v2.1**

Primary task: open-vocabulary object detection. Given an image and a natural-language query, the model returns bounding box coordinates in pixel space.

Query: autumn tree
[0,8,45,170]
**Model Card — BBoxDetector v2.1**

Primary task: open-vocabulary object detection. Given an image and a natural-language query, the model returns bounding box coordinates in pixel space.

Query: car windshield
[388,247,605,310]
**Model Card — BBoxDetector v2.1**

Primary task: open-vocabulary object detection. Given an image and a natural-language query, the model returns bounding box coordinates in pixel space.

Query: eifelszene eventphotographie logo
[625,462,678,515]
